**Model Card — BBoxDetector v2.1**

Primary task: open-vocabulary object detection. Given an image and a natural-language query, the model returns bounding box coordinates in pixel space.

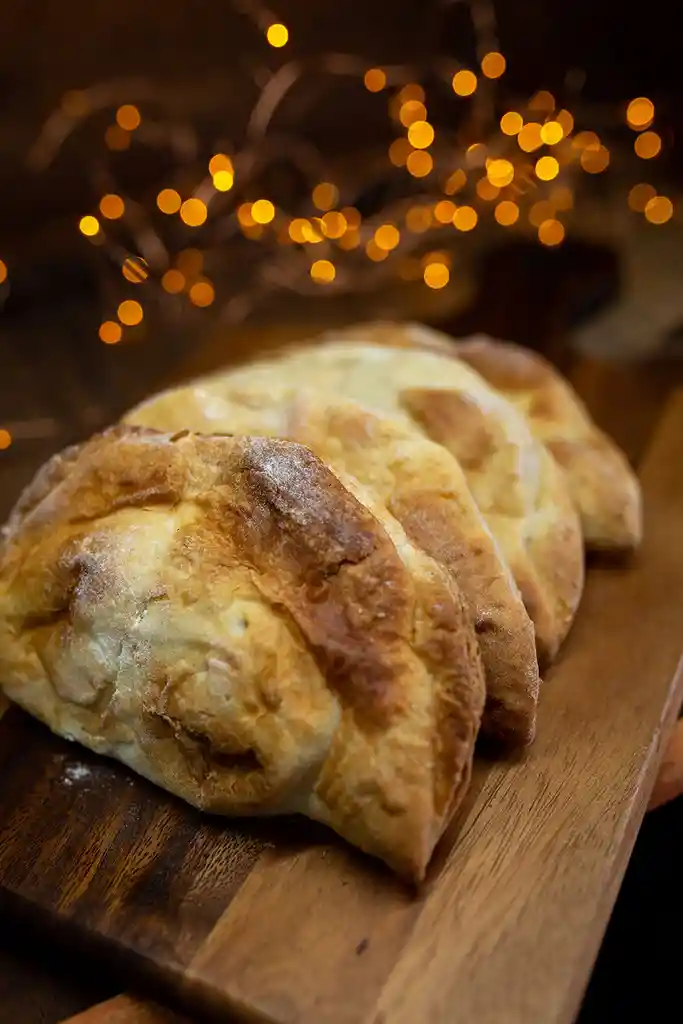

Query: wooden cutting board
[3,390,683,1024]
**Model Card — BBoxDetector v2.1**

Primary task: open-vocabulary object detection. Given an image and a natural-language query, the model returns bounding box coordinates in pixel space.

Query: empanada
[0,426,485,881]
[200,332,584,665]
[127,385,540,745]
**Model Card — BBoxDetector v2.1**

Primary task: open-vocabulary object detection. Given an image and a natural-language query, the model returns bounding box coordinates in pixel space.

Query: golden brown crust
[0,426,485,880]
[401,386,584,667]
[453,336,642,551]
[199,325,584,664]
[127,385,540,744]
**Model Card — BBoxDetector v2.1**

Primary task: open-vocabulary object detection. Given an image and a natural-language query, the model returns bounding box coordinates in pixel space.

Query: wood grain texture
[59,994,189,1024]
[2,391,683,1024]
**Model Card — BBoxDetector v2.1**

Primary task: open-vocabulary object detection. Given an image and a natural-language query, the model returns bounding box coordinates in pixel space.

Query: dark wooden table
[1,297,683,1024]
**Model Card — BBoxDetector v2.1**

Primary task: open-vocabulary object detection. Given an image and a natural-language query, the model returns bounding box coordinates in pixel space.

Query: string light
[213,169,234,191]
[98,321,122,345]
[365,240,389,261]
[556,110,575,136]
[162,269,185,293]
[209,154,233,175]
[116,105,141,131]
[0,260,7,284]
[644,196,674,224]
[310,259,336,283]
[122,257,148,283]
[453,206,478,231]
[580,146,610,173]
[500,111,523,135]
[399,84,425,103]
[535,155,559,181]
[540,121,564,145]
[189,280,215,306]
[157,189,181,214]
[407,120,434,149]
[364,68,386,92]
[117,300,143,326]
[312,182,338,211]
[405,205,433,232]
[341,207,361,229]
[374,224,400,250]
[337,229,360,249]
[628,183,657,212]
[573,131,601,151]
[487,159,514,187]
[517,123,543,152]
[452,69,477,96]
[104,125,130,151]
[423,262,450,289]
[626,97,654,130]
[32,6,681,332]
[434,200,457,223]
[321,211,347,238]
[99,194,125,220]
[481,52,506,79]
[388,138,412,166]
[237,203,255,228]
[634,131,661,159]
[399,100,427,127]
[251,199,276,224]
[476,178,500,201]
[538,219,565,246]
[0,429,12,450]
[180,198,208,226]
[495,200,519,225]
[406,150,433,177]
[529,91,555,113]
[266,23,288,48]
[79,215,100,237]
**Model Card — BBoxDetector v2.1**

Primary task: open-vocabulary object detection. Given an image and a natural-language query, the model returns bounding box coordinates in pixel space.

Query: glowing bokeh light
[180,198,208,226]
[452,70,477,96]
[500,111,523,135]
[538,219,565,246]
[79,215,100,237]
[99,194,125,220]
[117,300,143,326]
[157,189,181,214]
[406,150,433,177]
[626,97,655,129]
[634,131,662,159]
[423,262,450,289]
[116,105,141,131]
[494,200,520,226]
[407,120,434,149]
[189,280,215,306]
[453,206,478,231]
[266,23,288,47]
[364,68,386,92]
[644,195,674,224]
[310,259,337,283]
[481,52,506,79]
[98,321,122,345]
[312,182,339,211]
